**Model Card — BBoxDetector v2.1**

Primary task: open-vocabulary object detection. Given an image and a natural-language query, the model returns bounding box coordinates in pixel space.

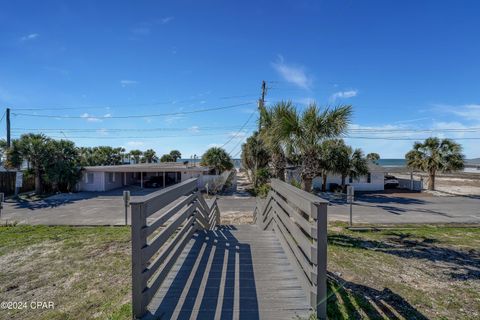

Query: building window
[367,173,372,183]
[86,173,94,184]
[349,176,353,183]
[108,172,115,183]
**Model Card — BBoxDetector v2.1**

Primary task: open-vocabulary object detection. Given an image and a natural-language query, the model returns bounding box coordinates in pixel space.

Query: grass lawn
[0,223,479,320]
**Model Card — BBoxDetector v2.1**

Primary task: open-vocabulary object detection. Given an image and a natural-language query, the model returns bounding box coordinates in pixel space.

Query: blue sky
[1,0,479,158]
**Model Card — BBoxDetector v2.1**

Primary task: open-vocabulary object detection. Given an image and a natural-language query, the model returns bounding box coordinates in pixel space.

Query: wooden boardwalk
[144,225,311,320]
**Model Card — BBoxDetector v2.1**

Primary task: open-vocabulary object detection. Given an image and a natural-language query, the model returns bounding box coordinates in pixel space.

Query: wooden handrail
[254,179,328,320]
[131,178,220,319]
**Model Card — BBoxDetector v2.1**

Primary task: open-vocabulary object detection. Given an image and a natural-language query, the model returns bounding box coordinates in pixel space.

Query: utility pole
[254,81,267,187]
[258,80,267,131]
[6,108,11,148]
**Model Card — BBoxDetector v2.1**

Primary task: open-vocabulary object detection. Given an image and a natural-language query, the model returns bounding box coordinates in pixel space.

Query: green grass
[0,226,131,320]
[1,223,479,319]
[327,222,480,320]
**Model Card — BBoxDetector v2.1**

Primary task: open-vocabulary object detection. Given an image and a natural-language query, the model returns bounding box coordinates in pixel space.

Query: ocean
[377,159,406,167]
[180,158,407,168]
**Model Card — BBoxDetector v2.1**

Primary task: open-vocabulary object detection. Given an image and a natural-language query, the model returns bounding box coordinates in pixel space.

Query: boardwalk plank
[144,225,312,320]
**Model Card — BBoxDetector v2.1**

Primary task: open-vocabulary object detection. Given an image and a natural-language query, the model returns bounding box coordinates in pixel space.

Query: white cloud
[330,89,358,102]
[131,27,150,36]
[103,113,112,118]
[161,16,174,24]
[271,55,312,90]
[120,80,138,87]
[80,113,102,122]
[433,104,480,122]
[189,126,200,133]
[20,33,39,41]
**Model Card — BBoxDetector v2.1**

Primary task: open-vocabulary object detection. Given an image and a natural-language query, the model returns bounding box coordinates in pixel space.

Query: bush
[255,183,271,198]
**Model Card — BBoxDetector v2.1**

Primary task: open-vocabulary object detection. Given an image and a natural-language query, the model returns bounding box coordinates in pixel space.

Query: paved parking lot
[327,191,480,224]
[1,188,479,226]
[0,186,160,225]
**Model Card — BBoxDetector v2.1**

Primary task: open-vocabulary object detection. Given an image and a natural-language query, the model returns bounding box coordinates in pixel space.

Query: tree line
[0,134,185,194]
[242,100,465,193]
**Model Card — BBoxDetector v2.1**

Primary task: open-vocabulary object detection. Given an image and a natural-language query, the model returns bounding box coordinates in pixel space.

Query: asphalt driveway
[0,186,160,225]
[1,187,479,226]
[327,191,480,224]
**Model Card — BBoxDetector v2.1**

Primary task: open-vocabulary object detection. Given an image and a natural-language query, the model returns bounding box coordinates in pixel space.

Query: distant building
[77,162,210,192]
[286,162,386,191]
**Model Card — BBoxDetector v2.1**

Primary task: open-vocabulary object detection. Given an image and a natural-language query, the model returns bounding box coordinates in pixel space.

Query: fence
[398,178,423,191]
[0,171,35,196]
[130,178,219,318]
[253,179,328,320]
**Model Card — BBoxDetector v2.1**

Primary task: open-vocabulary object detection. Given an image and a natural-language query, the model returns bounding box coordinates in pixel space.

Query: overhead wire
[11,102,254,119]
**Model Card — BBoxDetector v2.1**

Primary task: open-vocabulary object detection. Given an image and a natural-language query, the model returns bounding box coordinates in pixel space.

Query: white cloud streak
[20,33,39,41]
[271,55,312,90]
[330,89,358,101]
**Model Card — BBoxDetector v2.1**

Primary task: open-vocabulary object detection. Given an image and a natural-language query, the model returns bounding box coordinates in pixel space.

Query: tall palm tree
[129,149,143,164]
[334,143,369,189]
[318,139,343,192]
[259,102,287,181]
[270,101,352,191]
[143,149,157,163]
[9,133,50,194]
[169,150,182,162]
[241,132,270,186]
[366,152,380,164]
[405,137,464,190]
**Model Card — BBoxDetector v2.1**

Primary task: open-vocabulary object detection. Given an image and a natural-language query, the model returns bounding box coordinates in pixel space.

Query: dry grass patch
[0,226,131,320]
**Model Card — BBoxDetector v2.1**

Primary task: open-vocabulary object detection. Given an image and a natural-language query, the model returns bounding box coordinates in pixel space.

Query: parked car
[384,175,399,188]
[144,176,163,188]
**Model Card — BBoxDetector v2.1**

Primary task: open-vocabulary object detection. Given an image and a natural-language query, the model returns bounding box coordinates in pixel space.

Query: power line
[0,110,5,123]
[220,111,255,149]
[12,94,259,111]
[11,102,254,119]
[345,136,480,141]
[11,132,247,139]
[11,125,258,133]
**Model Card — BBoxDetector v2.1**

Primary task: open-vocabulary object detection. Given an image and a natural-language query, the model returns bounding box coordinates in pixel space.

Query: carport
[77,163,209,192]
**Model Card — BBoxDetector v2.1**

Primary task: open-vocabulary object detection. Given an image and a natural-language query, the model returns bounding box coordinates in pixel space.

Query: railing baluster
[131,178,220,319]
[253,179,328,320]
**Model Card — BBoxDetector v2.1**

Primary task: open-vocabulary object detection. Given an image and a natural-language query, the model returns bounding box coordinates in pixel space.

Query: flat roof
[83,162,210,173]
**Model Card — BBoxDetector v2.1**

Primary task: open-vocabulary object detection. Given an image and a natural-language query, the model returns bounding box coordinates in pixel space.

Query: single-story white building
[77,162,210,192]
[286,162,386,192]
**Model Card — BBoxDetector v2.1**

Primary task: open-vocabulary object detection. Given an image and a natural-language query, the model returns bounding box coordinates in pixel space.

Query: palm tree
[129,149,143,164]
[200,147,234,175]
[366,152,380,164]
[270,101,352,191]
[405,137,464,190]
[160,154,175,162]
[143,149,157,163]
[9,133,50,194]
[334,143,369,189]
[241,132,270,186]
[318,139,343,192]
[169,150,182,162]
[259,103,287,181]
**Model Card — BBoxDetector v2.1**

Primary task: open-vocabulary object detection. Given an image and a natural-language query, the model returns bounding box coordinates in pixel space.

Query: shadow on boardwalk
[145,226,260,320]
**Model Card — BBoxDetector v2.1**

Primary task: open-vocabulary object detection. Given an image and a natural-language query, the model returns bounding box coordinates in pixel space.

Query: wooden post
[312,201,328,320]
[124,172,127,186]
[131,202,147,318]
[140,172,143,188]
[162,172,165,188]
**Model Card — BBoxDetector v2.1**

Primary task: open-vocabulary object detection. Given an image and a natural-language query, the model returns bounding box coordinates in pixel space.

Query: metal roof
[83,162,209,173]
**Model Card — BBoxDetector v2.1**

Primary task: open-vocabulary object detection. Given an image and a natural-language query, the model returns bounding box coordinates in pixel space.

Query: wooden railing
[254,179,328,320]
[130,178,220,319]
